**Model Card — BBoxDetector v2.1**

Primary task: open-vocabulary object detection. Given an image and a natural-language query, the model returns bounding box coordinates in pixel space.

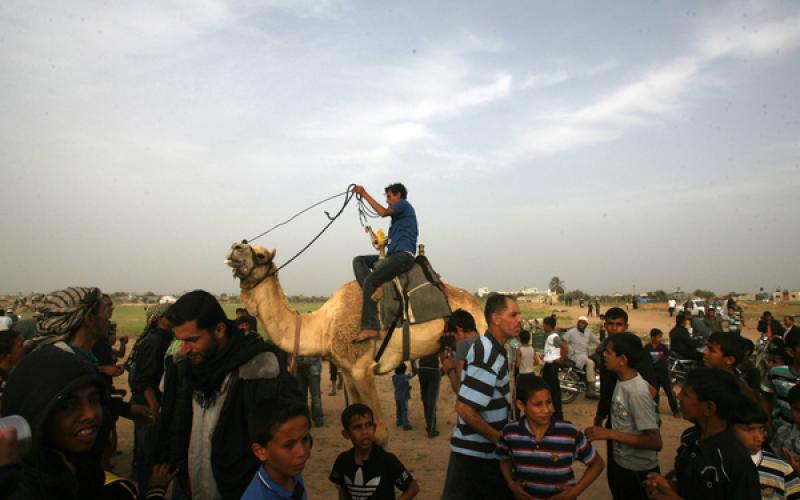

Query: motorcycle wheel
[559,370,581,404]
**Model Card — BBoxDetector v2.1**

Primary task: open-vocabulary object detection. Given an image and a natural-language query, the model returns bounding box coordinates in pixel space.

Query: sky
[1,0,799,297]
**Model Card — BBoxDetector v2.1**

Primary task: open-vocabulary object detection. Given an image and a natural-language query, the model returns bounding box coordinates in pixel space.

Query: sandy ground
[109,304,762,499]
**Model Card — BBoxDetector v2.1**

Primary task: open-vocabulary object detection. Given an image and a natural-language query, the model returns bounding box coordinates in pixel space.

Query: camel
[225,241,487,444]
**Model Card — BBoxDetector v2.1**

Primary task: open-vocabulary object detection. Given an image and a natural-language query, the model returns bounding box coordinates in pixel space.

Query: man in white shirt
[667,298,676,317]
[541,315,568,420]
[563,316,600,398]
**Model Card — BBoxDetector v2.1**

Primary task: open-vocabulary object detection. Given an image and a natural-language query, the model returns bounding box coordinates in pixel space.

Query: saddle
[376,255,451,329]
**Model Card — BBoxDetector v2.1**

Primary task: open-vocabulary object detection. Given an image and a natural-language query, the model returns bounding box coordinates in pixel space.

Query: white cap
[578,316,589,323]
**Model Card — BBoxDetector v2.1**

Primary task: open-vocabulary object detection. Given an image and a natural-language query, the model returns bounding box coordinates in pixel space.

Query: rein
[240,183,379,279]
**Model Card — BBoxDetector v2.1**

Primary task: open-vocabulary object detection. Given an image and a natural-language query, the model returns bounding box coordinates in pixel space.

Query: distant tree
[652,290,668,301]
[549,276,566,295]
[755,292,769,301]
[112,291,128,298]
[563,289,590,301]
[692,289,715,300]
[144,291,156,297]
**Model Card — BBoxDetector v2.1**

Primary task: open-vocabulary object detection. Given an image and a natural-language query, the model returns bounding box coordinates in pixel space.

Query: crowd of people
[0,288,799,499]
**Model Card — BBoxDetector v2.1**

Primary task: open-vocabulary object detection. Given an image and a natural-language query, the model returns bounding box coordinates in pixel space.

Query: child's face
[703,342,730,370]
[516,389,553,427]
[44,384,103,454]
[255,415,312,481]
[602,342,626,373]
[651,335,662,345]
[767,353,785,370]
[733,423,765,455]
[678,385,704,422]
[791,401,800,425]
[343,414,376,452]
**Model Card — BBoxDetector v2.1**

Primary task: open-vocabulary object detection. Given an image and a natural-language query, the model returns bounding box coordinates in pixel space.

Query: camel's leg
[348,354,388,446]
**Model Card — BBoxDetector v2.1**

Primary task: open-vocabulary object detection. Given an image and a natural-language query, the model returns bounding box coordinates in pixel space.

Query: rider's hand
[352,185,366,196]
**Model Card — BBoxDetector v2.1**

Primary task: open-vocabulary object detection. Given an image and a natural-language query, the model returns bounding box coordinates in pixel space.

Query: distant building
[159,295,178,304]
[477,287,491,298]
[773,290,800,302]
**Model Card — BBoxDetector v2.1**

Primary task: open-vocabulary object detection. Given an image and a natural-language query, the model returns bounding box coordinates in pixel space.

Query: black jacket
[156,332,302,500]
[758,318,785,338]
[2,345,109,500]
[669,326,703,361]
[129,327,173,404]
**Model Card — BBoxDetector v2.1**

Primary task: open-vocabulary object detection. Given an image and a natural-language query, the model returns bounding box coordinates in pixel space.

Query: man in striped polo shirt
[441,294,521,500]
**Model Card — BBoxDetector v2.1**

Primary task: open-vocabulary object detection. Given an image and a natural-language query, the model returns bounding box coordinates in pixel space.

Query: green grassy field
[109,302,327,338]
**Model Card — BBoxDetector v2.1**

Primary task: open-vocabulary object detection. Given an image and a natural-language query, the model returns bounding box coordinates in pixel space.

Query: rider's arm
[353,185,394,217]
[559,341,569,363]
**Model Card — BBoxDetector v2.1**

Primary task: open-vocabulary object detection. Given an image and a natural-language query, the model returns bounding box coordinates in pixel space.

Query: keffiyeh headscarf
[37,287,102,335]
[144,303,171,329]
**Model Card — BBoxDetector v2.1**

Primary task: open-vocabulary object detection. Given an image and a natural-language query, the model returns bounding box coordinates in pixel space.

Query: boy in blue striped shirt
[730,393,800,499]
[496,374,604,498]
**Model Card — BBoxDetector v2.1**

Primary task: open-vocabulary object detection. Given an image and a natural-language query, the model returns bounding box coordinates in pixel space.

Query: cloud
[700,14,800,59]
[487,11,800,167]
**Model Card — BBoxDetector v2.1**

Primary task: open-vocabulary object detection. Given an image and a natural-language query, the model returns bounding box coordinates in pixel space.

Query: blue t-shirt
[241,468,307,500]
[387,199,418,255]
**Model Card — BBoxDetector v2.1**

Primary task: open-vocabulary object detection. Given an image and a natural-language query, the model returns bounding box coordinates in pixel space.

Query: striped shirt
[756,450,800,500]
[496,418,598,498]
[761,365,800,424]
[450,332,511,459]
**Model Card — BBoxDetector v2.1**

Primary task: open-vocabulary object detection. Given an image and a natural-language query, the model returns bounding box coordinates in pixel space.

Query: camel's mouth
[225,244,248,278]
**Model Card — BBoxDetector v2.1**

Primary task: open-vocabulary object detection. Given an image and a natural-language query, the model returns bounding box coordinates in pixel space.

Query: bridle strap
[288,314,302,375]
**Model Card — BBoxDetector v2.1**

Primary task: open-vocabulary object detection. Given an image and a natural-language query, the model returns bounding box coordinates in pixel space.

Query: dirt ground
[110,304,769,499]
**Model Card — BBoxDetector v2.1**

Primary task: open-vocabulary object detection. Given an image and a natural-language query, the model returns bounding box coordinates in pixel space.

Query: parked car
[678,299,706,316]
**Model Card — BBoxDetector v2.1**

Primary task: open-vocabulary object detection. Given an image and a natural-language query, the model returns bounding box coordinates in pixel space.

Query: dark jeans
[395,399,409,426]
[441,452,513,500]
[418,367,441,433]
[295,360,323,426]
[607,458,659,500]
[654,368,678,414]
[542,362,563,420]
[353,252,415,330]
[134,420,159,499]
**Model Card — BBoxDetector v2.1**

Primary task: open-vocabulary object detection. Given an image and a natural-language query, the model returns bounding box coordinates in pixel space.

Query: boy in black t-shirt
[329,404,419,500]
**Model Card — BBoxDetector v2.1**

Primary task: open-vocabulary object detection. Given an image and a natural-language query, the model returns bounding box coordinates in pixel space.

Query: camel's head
[225,242,277,287]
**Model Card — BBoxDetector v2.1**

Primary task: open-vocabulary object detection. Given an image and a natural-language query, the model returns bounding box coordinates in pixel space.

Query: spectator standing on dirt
[703,308,724,334]
[157,290,303,500]
[588,302,594,317]
[542,316,568,420]
[784,316,800,339]
[292,355,324,428]
[441,294,520,500]
[645,329,679,417]
[563,316,600,398]
[596,300,601,317]
[128,303,174,495]
[417,351,441,438]
[668,298,677,317]
[594,307,657,427]
[759,311,785,340]
[351,183,418,343]
[440,309,480,394]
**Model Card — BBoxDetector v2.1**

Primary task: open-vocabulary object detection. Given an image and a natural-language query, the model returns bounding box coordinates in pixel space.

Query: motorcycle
[559,354,601,404]
[668,351,697,386]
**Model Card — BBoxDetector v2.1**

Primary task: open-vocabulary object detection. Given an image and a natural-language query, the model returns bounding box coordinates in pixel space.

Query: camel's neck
[240,273,325,356]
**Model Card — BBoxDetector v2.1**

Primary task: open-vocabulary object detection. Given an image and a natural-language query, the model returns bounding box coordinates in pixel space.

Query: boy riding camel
[351,183,418,343]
